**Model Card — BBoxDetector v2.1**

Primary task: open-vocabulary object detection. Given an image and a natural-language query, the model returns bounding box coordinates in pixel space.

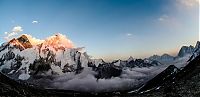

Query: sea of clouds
[29,65,167,92]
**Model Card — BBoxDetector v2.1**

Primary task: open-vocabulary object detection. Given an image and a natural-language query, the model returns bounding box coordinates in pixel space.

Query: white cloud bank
[4,26,23,40]
[12,26,23,32]
[31,66,166,92]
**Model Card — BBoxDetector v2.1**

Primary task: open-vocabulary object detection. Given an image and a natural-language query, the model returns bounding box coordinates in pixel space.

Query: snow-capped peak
[7,34,41,49]
[42,33,74,50]
[14,33,74,49]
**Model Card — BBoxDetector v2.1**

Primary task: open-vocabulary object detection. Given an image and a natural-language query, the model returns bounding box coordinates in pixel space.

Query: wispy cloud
[32,20,39,24]
[158,15,169,21]
[157,14,182,31]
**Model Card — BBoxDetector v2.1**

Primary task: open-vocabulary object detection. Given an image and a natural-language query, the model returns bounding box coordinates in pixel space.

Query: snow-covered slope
[0,34,96,80]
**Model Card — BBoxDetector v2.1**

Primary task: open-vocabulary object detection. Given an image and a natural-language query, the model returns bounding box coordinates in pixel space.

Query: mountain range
[0,33,199,96]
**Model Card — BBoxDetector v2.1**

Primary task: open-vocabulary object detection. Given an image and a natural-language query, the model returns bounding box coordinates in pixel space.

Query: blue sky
[0,0,199,60]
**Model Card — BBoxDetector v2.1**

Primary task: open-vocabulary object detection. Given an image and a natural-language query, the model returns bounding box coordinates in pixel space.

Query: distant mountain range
[0,33,199,96]
[130,42,200,97]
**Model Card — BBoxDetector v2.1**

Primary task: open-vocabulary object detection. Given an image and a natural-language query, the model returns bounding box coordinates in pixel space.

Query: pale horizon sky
[0,0,199,61]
